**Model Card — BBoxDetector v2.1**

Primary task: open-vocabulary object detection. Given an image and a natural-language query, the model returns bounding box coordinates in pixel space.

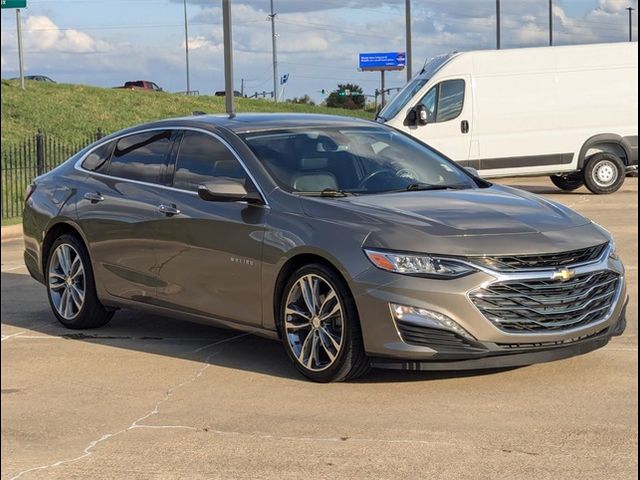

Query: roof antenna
[222,0,235,118]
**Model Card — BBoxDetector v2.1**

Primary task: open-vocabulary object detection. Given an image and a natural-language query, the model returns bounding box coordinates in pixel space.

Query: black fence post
[36,130,45,176]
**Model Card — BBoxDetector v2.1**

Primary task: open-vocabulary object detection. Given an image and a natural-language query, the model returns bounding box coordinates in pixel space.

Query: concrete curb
[1,224,23,242]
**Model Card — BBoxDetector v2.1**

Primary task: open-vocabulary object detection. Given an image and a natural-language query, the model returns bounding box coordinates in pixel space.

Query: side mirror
[405,104,429,127]
[464,167,480,177]
[197,179,263,204]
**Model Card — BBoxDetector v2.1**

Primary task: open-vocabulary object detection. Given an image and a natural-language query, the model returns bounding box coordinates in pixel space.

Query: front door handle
[158,204,180,216]
[461,120,470,134]
[84,192,104,203]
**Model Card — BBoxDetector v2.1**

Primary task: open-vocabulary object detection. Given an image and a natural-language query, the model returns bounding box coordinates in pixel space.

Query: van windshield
[377,77,429,122]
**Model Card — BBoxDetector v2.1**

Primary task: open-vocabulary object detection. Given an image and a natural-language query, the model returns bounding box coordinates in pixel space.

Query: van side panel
[471,43,637,177]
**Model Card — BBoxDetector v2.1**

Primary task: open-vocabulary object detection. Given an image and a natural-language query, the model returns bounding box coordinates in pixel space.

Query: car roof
[145,113,377,134]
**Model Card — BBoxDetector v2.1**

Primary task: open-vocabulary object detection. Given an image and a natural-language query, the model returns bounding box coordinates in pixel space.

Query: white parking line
[1,265,26,272]
[1,331,24,342]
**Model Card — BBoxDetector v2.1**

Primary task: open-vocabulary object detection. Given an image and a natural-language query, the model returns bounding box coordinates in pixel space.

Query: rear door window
[109,130,174,184]
[173,131,247,191]
[82,141,114,173]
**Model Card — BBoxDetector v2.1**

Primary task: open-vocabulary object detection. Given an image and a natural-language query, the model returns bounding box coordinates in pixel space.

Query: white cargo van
[378,42,638,194]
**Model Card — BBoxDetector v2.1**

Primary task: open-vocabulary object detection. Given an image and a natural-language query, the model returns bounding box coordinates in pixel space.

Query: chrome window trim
[73,126,270,207]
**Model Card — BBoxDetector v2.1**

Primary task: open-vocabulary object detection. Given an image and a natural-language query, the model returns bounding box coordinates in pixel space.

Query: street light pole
[183,0,191,94]
[269,0,279,103]
[496,0,501,49]
[549,0,553,46]
[16,8,25,90]
[405,0,412,81]
[222,0,234,116]
[627,7,635,42]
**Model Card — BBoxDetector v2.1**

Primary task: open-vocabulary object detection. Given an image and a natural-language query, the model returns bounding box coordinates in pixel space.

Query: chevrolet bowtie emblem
[551,268,576,282]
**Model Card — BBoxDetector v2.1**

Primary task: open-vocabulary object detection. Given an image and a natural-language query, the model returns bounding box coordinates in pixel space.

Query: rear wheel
[583,153,626,194]
[46,234,113,329]
[278,264,369,382]
[550,173,584,191]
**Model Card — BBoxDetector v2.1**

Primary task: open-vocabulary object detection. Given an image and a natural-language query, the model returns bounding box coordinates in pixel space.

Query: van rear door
[402,76,473,164]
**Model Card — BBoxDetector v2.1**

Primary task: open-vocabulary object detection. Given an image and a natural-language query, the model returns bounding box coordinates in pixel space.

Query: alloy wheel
[284,274,344,372]
[48,243,86,320]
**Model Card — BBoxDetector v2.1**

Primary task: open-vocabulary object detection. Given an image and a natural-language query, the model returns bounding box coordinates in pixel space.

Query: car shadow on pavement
[2,271,523,384]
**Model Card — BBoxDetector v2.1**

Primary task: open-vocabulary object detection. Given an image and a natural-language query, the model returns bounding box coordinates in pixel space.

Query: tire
[583,153,626,194]
[46,234,113,329]
[549,173,584,191]
[278,264,370,382]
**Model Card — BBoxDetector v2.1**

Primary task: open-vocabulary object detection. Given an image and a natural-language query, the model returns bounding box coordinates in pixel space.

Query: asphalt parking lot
[2,176,638,480]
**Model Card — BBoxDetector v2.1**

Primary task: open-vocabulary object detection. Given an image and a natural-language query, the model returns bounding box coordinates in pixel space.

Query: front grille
[470,270,620,333]
[396,320,486,353]
[471,243,608,271]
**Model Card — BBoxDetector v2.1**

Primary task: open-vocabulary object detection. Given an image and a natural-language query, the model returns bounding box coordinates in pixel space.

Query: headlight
[608,238,619,260]
[592,222,618,260]
[364,249,475,278]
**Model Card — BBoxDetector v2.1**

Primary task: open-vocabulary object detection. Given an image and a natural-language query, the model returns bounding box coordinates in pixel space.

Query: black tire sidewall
[278,264,364,382]
[583,153,626,194]
[550,174,584,191]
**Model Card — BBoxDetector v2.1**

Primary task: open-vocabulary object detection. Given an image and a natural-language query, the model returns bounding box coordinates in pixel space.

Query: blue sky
[1,0,637,101]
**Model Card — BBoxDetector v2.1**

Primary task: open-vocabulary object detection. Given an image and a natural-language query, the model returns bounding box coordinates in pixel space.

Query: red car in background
[114,80,163,92]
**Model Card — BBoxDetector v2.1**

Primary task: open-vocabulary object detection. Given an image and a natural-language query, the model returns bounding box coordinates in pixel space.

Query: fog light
[391,303,476,341]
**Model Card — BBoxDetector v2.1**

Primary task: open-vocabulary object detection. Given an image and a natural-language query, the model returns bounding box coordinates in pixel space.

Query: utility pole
[183,0,191,94]
[16,8,25,90]
[269,0,279,103]
[222,0,234,116]
[548,0,553,46]
[405,0,412,81]
[380,71,386,107]
[240,78,245,97]
[496,0,501,49]
[627,7,635,42]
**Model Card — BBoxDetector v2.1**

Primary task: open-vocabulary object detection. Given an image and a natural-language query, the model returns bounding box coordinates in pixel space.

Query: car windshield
[377,77,429,121]
[240,126,477,195]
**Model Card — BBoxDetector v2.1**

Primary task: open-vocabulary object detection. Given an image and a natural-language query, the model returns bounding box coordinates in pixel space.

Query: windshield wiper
[295,188,354,197]
[404,182,465,191]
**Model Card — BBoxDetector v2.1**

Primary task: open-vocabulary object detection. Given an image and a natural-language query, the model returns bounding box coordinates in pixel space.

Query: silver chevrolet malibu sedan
[23,114,628,382]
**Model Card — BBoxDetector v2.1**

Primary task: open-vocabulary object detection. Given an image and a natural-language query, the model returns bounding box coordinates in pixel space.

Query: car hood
[299,185,608,256]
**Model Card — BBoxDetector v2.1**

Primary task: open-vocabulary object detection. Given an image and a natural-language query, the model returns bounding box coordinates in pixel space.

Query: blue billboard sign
[359,52,406,71]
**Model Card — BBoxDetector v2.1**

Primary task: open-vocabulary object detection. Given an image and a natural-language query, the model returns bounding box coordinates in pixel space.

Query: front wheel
[583,153,626,194]
[550,173,584,191]
[46,234,113,329]
[278,264,369,382]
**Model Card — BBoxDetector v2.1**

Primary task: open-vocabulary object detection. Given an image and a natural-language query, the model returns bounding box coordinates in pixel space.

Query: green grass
[1,217,21,226]
[1,80,373,146]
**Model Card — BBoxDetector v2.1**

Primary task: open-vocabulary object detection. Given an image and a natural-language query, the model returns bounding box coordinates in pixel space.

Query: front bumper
[351,251,627,369]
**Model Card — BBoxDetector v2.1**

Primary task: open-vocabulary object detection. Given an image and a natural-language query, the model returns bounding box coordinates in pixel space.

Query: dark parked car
[22,114,628,382]
[214,90,243,97]
[114,80,163,91]
[10,75,56,83]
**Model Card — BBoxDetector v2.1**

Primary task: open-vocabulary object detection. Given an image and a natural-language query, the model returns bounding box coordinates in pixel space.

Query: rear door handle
[158,204,180,216]
[461,120,470,134]
[84,192,104,203]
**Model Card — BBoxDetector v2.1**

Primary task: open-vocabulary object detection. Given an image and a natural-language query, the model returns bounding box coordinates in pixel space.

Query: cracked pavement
[2,177,638,479]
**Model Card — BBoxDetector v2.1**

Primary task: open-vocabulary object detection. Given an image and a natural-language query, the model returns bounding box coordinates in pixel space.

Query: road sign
[1,0,27,9]
[359,52,406,71]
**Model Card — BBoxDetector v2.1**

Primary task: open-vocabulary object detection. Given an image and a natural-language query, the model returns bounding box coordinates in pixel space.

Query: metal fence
[1,131,104,219]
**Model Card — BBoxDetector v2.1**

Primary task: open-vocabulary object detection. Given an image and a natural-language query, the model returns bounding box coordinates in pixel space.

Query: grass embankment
[1,80,373,145]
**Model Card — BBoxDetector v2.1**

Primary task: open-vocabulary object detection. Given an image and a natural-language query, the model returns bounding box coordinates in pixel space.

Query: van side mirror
[464,167,480,177]
[197,179,263,204]
[405,105,429,127]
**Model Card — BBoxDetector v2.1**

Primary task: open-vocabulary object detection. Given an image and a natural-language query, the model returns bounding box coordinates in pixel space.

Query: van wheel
[583,153,626,194]
[46,234,114,329]
[278,264,370,382]
[550,173,584,191]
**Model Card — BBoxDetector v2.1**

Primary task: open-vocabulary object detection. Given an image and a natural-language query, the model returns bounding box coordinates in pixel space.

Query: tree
[326,83,365,110]
[286,94,315,106]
